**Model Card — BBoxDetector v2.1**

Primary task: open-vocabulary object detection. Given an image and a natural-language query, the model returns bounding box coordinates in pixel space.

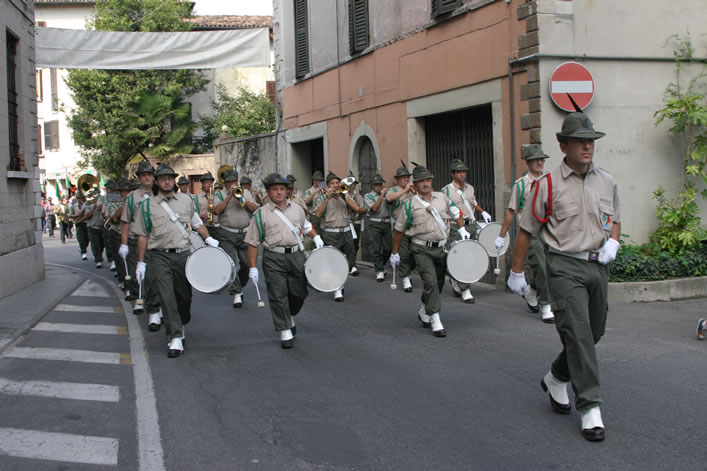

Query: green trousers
[397,234,416,279]
[368,221,392,273]
[102,226,113,263]
[262,250,308,332]
[213,228,249,295]
[76,222,89,254]
[108,231,126,280]
[309,214,322,236]
[412,243,447,315]
[142,251,161,315]
[125,237,138,295]
[148,250,192,340]
[88,226,105,263]
[525,235,552,305]
[321,230,356,269]
[548,253,609,412]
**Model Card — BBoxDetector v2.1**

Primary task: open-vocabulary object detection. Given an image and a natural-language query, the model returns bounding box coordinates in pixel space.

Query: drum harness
[455,186,475,224]
[273,207,305,252]
[159,200,194,252]
[411,195,449,250]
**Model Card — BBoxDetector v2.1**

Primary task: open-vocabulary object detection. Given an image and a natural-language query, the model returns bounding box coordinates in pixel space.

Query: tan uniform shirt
[348,191,364,223]
[132,192,200,250]
[394,193,457,241]
[303,186,325,215]
[289,193,307,211]
[520,160,620,253]
[507,173,538,221]
[441,181,477,221]
[70,200,85,221]
[245,201,307,249]
[107,201,124,233]
[86,196,104,228]
[214,188,255,229]
[121,188,151,238]
[386,186,413,224]
[317,195,351,229]
[364,191,391,218]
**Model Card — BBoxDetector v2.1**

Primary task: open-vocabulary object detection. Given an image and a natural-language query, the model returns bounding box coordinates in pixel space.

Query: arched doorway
[356,136,377,263]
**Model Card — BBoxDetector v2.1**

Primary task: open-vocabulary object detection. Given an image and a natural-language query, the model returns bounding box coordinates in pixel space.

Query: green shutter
[294,0,310,78]
[431,0,461,18]
[348,0,369,55]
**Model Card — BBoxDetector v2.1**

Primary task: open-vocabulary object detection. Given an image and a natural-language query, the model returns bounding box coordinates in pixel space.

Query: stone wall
[214,132,279,193]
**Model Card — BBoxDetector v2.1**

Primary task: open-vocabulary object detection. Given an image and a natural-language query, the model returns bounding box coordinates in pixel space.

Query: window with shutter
[294,0,310,78]
[50,68,58,111]
[44,120,60,151]
[431,0,461,18]
[348,0,369,55]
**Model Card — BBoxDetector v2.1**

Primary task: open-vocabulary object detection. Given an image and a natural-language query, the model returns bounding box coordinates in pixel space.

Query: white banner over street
[35,27,270,69]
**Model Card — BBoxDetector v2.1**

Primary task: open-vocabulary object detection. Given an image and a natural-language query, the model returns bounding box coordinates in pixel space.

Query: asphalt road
[9,236,706,470]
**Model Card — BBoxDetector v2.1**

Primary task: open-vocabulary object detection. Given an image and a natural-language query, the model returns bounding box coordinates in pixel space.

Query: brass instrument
[338,177,356,195]
[77,173,99,194]
[217,164,233,187]
[230,186,244,199]
[206,189,215,225]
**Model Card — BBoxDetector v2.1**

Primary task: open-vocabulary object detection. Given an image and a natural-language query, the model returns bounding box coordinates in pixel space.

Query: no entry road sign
[549,62,595,112]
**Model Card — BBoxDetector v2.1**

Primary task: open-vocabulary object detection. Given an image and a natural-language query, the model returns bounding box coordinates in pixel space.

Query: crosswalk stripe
[0,377,119,402]
[3,347,131,365]
[33,322,127,335]
[71,279,110,298]
[53,304,123,313]
[0,428,118,465]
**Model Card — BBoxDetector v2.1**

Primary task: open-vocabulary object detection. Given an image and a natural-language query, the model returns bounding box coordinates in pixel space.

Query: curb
[608,276,707,303]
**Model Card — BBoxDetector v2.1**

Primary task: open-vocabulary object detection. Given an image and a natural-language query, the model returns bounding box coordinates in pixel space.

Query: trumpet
[230,186,244,199]
[337,177,356,195]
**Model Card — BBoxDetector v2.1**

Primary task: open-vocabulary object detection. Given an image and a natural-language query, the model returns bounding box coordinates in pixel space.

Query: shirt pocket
[150,213,171,240]
[599,197,614,232]
[552,200,581,235]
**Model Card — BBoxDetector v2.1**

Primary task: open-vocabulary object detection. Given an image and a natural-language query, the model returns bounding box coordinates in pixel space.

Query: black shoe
[334,296,344,303]
[527,302,540,313]
[281,339,294,349]
[148,322,160,332]
[540,379,572,414]
[404,287,413,293]
[291,326,297,337]
[167,348,183,358]
[125,294,136,301]
[418,314,431,329]
[582,427,605,442]
[432,329,446,338]
[133,307,144,315]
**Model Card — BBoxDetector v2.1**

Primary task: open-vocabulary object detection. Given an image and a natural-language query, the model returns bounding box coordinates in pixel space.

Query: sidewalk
[0,263,85,353]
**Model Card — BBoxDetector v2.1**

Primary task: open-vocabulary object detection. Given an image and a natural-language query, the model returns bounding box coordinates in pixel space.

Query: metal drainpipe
[508,60,518,244]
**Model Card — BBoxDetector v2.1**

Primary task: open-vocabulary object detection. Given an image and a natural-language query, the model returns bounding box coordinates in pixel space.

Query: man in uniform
[134,164,219,357]
[385,167,416,292]
[303,171,325,234]
[315,172,364,301]
[390,166,469,337]
[70,192,90,260]
[46,197,56,237]
[441,159,493,303]
[213,168,259,308]
[195,172,216,224]
[507,113,620,442]
[83,188,106,268]
[56,196,71,243]
[285,175,307,210]
[346,175,366,276]
[363,173,392,281]
[246,173,324,348]
[177,176,191,195]
[497,145,554,323]
[102,181,119,272]
[107,179,132,290]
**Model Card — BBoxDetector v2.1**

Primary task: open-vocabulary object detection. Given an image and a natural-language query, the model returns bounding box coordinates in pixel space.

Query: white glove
[249,267,259,284]
[136,261,146,283]
[118,244,129,259]
[495,236,506,253]
[458,227,471,240]
[389,253,400,268]
[205,237,219,247]
[481,211,492,223]
[598,238,619,265]
[313,235,324,249]
[507,271,529,297]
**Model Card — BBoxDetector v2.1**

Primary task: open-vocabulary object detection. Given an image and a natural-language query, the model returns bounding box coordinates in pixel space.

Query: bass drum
[185,246,235,294]
[446,239,489,284]
[188,231,205,253]
[477,222,509,257]
[304,246,348,292]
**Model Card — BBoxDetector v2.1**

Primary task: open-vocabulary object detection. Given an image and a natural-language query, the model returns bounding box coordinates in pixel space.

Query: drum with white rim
[446,239,489,284]
[185,246,235,293]
[477,222,510,257]
[188,230,205,253]
[304,246,348,292]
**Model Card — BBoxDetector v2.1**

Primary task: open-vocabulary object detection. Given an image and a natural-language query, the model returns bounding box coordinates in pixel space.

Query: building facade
[273,0,706,267]
[1,0,45,297]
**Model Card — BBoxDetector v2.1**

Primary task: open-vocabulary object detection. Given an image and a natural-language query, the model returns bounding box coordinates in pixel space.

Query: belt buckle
[588,251,600,261]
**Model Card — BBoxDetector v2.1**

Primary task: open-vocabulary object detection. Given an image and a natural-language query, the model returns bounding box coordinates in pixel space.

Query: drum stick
[136,279,144,308]
[254,283,264,308]
[494,256,501,276]
[123,257,131,281]
[391,266,397,290]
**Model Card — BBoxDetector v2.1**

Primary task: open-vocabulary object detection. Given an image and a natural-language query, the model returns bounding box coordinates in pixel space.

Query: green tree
[65,0,208,178]
[194,85,276,153]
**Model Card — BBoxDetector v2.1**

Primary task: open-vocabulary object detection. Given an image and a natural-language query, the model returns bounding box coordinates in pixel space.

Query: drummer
[497,145,554,323]
[363,173,392,281]
[315,171,364,302]
[385,166,416,292]
[245,173,324,349]
[441,159,493,304]
[346,175,367,276]
[133,164,219,358]
[213,168,259,308]
[390,165,469,337]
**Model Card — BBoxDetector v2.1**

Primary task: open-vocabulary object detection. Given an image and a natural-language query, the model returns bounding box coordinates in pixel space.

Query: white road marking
[551,80,593,93]
[54,304,121,313]
[0,377,119,402]
[0,428,118,465]
[71,279,110,297]
[33,322,126,335]
[3,347,130,365]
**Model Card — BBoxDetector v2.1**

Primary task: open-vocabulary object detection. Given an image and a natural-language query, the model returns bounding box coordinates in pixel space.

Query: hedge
[609,244,707,282]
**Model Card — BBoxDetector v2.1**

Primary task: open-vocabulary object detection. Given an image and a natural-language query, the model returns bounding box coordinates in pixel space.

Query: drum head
[186,246,236,293]
[188,231,205,253]
[477,222,510,257]
[304,246,348,292]
[447,240,489,283]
